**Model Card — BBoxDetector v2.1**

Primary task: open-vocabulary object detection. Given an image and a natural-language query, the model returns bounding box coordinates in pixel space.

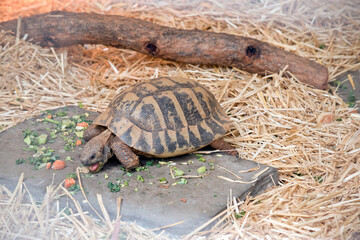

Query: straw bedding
[0,0,359,239]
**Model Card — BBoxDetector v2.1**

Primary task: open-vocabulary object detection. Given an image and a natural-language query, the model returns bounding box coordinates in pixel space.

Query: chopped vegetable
[77,122,89,128]
[197,166,207,174]
[64,178,76,188]
[107,181,121,192]
[46,162,52,169]
[348,90,356,108]
[56,111,68,117]
[36,134,48,145]
[177,178,188,184]
[43,118,60,124]
[135,166,148,172]
[180,198,187,203]
[158,177,168,184]
[146,160,154,166]
[46,115,52,119]
[66,173,77,179]
[75,140,82,146]
[196,154,206,162]
[136,175,144,182]
[78,102,84,108]
[52,160,66,170]
[75,131,84,138]
[172,167,184,176]
[16,158,26,165]
[61,120,75,130]
[68,184,81,194]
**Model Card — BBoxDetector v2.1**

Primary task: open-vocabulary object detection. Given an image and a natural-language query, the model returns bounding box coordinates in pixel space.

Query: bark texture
[0,11,328,89]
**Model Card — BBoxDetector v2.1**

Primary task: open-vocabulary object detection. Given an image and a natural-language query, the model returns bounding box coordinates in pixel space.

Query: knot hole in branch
[145,42,158,56]
[246,45,260,59]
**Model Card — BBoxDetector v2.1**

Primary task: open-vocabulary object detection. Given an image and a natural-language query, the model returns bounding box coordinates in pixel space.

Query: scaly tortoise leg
[210,138,238,157]
[111,136,140,170]
[83,125,107,142]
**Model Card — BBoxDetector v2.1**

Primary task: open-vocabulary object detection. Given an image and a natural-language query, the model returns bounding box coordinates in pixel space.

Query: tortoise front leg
[83,125,107,141]
[210,138,238,157]
[111,136,139,170]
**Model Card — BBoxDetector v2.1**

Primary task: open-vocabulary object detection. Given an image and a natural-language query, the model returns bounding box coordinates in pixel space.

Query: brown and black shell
[93,77,229,157]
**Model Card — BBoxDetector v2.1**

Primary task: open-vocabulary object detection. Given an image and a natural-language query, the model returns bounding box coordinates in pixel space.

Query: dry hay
[0,0,360,239]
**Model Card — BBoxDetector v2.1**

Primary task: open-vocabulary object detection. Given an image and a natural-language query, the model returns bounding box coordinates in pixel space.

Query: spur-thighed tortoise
[80,77,237,172]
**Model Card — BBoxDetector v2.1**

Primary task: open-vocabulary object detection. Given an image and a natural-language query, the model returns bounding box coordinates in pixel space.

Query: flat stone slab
[332,69,359,112]
[0,106,278,237]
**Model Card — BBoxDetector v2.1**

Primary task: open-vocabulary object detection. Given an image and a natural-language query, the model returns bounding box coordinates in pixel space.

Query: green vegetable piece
[196,154,206,162]
[66,173,77,179]
[78,102,84,108]
[38,162,48,169]
[50,131,58,139]
[68,184,81,194]
[235,211,246,219]
[136,175,144,182]
[158,177,168,183]
[146,160,154,166]
[107,182,121,192]
[348,90,356,108]
[24,136,32,146]
[61,120,75,130]
[173,167,184,176]
[44,118,60,124]
[65,156,72,161]
[36,134,48,145]
[16,158,26,165]
[197,166,207,174]
[135,166,148,172]
[56,111,68,117]
[75,131,84,138]
[177,178,188,184]
[319,44,326,49]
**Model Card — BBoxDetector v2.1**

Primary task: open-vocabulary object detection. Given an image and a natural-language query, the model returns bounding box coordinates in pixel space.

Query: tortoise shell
[93,77,229,157]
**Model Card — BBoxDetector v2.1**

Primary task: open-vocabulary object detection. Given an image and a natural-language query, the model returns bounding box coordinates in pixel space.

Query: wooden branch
[0,11,328,89]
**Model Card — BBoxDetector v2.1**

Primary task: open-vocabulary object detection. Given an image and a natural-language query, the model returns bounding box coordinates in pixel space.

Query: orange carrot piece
[75,140,82,146]
[52,160,66,170]
[46,162,52,169]
[64,178,76,188]
[77,122,89,128]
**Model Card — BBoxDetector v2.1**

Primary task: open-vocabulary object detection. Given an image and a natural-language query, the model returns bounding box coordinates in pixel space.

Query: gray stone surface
[0,106,279,237]
[332,69,360,112]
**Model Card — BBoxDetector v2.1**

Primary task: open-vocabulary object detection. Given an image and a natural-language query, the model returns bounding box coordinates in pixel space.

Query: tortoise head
[80,130,113,173]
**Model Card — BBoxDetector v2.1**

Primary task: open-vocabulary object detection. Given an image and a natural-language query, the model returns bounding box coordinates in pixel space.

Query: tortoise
[80,77,237,173]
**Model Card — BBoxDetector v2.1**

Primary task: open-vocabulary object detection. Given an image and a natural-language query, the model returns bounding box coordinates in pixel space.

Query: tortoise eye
[90,153,96,160]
